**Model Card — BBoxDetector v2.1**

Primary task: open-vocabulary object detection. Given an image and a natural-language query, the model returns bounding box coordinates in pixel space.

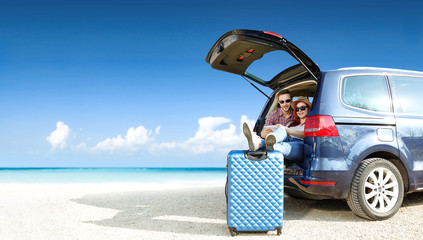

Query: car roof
[323,67,423,77]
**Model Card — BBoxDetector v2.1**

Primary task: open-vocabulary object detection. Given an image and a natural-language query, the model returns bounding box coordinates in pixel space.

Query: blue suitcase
[226,150,284,236]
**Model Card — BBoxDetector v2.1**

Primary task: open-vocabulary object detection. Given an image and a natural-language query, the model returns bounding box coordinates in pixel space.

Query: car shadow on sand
[72,187,423,236]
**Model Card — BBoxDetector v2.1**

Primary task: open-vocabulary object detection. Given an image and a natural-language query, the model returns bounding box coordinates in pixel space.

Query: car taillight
[304,115,339,137]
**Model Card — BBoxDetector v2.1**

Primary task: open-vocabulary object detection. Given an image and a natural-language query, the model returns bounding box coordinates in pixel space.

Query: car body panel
[206,29,423,201]
[387,74,423,191]
[284,68,423,198]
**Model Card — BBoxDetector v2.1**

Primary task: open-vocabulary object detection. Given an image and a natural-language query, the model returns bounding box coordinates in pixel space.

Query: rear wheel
[347,158,404,220]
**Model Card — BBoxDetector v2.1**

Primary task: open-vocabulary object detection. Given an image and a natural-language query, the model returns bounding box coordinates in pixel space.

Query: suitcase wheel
[228,227,238,236]
[276,227,282,235]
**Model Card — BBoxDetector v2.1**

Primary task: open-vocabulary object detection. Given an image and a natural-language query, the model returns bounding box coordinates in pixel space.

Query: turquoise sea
[0,168,226,183]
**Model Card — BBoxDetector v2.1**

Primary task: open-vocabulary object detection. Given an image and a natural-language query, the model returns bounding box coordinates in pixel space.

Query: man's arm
[261,110,277,138]
[285,127,305,139]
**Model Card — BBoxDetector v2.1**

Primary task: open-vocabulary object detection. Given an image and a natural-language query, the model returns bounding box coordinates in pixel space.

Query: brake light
[263,31,282,39]
[304,115,339,137]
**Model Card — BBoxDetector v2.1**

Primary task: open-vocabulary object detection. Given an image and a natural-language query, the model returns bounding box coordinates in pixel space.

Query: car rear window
[341,75,391,112]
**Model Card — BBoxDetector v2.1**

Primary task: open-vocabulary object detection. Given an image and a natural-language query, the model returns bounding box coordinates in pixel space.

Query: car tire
[346,158,404,220]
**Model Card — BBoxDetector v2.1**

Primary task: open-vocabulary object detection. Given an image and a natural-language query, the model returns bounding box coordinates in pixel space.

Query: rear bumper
[284,169,352,199]
[284,184,331,200]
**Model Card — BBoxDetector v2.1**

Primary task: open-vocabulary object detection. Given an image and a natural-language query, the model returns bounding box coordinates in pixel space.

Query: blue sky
[1,0,422,167]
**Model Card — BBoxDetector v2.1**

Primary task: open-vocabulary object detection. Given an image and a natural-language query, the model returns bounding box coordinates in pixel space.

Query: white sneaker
[265,133,277,151]
[242,122,261,151]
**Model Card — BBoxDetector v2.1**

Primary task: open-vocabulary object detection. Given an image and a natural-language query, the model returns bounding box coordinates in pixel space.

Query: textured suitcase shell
[227,150,284,235]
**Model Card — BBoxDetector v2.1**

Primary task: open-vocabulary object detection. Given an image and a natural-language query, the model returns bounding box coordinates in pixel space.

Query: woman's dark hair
[290,100,309,127]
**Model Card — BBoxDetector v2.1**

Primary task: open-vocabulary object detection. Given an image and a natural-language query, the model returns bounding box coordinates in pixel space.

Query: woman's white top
[289,124,305,141]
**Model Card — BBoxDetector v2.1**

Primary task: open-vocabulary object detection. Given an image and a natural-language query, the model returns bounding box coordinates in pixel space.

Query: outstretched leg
[242,122,262,151]
[265,127,303,161]
[265,127,290,150]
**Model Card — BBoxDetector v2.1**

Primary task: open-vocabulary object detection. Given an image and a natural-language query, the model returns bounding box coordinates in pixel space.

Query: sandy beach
[1,181,423,240]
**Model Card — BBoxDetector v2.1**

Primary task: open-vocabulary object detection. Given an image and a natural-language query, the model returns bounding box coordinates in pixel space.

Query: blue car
[206,29,423,220]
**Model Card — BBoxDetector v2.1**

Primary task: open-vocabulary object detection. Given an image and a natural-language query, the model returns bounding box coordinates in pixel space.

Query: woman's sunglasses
[296,106,309,112]
[278,99,291,104]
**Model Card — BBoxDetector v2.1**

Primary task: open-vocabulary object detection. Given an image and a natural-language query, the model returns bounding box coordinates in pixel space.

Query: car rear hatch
[205,29,320,89]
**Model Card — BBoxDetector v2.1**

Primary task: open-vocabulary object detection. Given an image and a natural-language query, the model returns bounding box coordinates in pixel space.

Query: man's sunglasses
[278,99,291,104]
[296,106,309,112]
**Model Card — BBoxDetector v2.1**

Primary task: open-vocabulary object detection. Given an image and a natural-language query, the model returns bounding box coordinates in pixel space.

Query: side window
[341,75,391,112]
[390,76,423,115]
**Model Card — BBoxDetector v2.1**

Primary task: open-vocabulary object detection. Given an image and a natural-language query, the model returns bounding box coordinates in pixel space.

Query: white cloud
[93,125,158,151]
[74,142,87,150]
[46,121,70,150]
[183,117,242,153]
[151,115,255,154]
[46,115,254,155]
[154,126,161,135]
[152,141,177,151]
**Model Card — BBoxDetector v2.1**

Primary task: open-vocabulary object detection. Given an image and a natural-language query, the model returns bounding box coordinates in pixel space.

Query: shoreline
[0,168,226,185]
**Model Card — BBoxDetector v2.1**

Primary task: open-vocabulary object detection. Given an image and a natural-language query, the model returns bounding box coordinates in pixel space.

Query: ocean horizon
[0,167,226,183]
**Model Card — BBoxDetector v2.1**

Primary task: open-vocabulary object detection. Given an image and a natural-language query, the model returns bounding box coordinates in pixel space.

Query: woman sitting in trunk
[242,96,311,162]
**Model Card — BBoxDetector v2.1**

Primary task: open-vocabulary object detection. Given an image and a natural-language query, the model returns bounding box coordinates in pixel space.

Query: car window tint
[341,75,390,112]
[390,75,423,114]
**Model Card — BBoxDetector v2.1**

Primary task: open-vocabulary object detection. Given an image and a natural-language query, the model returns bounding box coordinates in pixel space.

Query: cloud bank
[46,115,254,155]
[151,115,254,154]
[93,126,160,151]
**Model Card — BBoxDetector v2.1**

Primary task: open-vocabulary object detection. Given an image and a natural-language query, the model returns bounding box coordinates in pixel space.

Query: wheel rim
[363,167,399,213]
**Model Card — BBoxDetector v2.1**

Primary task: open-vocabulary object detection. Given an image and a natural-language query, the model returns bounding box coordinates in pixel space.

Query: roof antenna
[242,76,270,99]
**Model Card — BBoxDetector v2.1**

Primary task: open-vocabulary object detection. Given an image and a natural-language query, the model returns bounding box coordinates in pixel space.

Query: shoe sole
[242,123,255,151]
[265,134,276,151]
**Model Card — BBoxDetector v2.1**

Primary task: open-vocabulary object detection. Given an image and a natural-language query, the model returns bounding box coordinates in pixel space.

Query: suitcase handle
[244,150,268,161]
